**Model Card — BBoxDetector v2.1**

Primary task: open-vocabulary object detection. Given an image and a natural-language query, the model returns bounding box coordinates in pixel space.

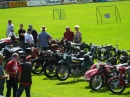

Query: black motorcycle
[55,53,94,81]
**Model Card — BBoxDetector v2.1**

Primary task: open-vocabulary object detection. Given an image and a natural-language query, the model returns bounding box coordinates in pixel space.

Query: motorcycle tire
[32,60,43,74]
[43,62,57,78]
[55,64,69,81]
[108,77,125,94]
[89,74,103,90]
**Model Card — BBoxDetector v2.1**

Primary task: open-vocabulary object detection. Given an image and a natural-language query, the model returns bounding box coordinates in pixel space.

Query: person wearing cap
[16,55,32,97]
[64,26,74,41]
[24,28,34,47]
[37,25,52,50]
[5,53,19,97]
[0,53,8,96]
[29,24,38,47]
[74,25,82,43]
[6,20,14,37]
[18,24,26,49]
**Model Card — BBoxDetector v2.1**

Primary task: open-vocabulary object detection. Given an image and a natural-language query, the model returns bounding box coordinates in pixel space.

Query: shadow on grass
[32,73,44,76]
[56,79,85,85]
[43,77,57,80]
[109,92,130,96]
[85,83,110,93]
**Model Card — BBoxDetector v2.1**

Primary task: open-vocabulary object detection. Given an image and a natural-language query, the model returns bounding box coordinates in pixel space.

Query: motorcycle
[31,48,54,74]
[108,62,130,94]
[55,53,94,81]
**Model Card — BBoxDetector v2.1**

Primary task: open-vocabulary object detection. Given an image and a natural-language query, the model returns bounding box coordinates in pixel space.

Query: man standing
[25,28,34,47]
[0,53,8,96]
[37,25,52,50]
[6,20,14,37]
[18,24,26,49]
[5,53,19,97]
[64,26,74,41]
[16,55,32,97]
[29,24,38,47]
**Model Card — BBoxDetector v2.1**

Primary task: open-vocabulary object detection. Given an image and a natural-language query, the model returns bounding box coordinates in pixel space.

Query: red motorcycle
[108,65,130,94]
[0,37,19,47]
[84,62,115,90]
[26,47,39,62]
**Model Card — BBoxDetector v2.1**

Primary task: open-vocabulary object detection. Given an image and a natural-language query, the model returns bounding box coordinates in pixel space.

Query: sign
[0,1,9,8]
[9,1,27,8]
[104,13,110,18]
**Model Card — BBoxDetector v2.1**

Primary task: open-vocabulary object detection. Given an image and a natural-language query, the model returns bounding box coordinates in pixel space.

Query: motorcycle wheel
[43,63,57,78]
[109,77,125,94]
[32,60,43,74]
[56,64,69,81]
[89,74,103,90]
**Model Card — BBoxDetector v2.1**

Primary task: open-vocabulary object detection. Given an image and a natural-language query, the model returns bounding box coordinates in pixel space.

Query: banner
[0,1,9,8]
[9,1,27,8]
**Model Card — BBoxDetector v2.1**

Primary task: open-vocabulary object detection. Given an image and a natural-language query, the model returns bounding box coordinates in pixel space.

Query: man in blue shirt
[0,53,8,96]
[37,25,52,50]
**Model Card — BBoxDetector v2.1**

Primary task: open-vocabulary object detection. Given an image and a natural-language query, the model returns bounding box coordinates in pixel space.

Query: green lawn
[0,1,130,97]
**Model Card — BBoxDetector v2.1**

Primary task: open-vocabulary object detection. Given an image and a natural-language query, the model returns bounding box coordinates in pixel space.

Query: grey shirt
[0,65,4,83]
[37,31,52,47]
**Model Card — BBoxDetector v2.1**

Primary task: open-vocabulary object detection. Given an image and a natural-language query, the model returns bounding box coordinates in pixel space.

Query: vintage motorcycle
[108,63,130,94]
[55,53,94,81]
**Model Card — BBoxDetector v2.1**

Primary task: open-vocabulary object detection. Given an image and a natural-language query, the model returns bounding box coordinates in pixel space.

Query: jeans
[0,82,4,96]
[19,41,24,49]
[6,78,18,97]
[16,84,31,97]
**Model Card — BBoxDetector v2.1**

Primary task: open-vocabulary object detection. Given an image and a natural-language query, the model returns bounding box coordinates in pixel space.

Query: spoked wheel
[109,77,125,94]
[32,60,43,74]
[43,63,57,78]
[109,49,116,58]
[89,74,103,90]
[56,64,69,81]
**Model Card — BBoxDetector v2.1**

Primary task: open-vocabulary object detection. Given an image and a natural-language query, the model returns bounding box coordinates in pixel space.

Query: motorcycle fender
[90,69,100,77]
[26,55,35,61]
[108,76,118,82]
[58,60,64,64]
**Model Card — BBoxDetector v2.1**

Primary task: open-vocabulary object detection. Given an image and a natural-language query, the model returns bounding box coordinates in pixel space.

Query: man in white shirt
[25,28,34,47]
[6,20,14,37]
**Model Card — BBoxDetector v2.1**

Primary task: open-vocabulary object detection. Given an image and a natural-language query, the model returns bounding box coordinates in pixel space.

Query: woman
[74,25,82,43]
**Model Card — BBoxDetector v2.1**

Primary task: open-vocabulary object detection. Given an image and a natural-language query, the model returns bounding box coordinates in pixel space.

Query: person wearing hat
[0,53,8,96]
[24,28,34,47]
[37,25,52,50]
[74,25,82,43]
[5,53,19,97]
[64,26,74,41]
[6,20,14,37]
[29,24,38,47]
[16,55,32,97]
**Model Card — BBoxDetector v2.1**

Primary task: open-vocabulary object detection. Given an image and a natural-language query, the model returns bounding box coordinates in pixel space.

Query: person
[6,20,14,37]
[8,27,15,41]
[25,28,34,47]
[74,25,82,43]
[29,24,38,47]
[5,53,19,97]
[37,25,52,50]
[18,24,26,49]
[0,53,8,96]
[64,26,74,41]
[16,55,32,97]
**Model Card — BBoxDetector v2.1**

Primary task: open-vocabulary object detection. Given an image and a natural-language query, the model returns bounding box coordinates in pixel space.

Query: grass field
[0,1,130,97]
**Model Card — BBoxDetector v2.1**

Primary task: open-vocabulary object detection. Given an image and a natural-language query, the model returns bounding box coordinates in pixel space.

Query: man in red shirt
[16,55,32,97]
[64,26,74,41]
[5,53,19,97]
